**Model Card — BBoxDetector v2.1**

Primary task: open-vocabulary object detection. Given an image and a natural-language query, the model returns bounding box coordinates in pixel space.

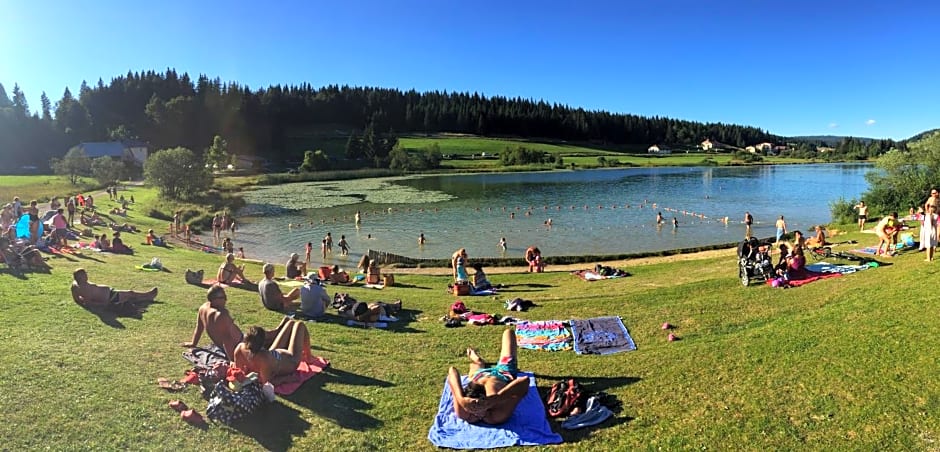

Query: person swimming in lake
[447,327,529,425]
[418,233,427,245]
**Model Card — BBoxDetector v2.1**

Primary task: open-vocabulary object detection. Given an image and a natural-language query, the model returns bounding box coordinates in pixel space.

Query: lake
[233,163,871,265]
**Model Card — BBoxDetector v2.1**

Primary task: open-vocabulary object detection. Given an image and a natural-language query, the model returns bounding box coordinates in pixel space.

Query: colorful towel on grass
[515,320,572,351]
[805,262,872,274]
[428,372,562,449]
[274,356,330,395]
[570,316,636,355]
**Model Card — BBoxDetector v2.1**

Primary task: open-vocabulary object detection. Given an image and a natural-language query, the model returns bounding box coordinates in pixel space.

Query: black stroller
[737,238,774,286]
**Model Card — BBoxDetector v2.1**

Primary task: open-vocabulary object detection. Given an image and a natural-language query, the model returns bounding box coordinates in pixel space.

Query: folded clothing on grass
[570,316,636,355]
[428,372,562,449]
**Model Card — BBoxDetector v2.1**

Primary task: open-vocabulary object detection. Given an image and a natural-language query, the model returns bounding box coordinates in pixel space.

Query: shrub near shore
[2,183,938,450]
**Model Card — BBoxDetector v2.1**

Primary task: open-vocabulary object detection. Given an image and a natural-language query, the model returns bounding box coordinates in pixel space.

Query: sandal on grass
[157,377,186,392]
[180,409,206,427]
[168,400,188,412]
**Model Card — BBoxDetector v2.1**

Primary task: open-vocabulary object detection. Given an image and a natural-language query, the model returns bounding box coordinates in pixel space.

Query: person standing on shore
[744,211,753,239]
[854,201,868,231]
[775,216,787,243]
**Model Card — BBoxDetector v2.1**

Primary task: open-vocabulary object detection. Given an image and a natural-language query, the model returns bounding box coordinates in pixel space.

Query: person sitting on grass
[233,321,313,385]
[259,262,300,312]
[448,327,530,425]
[70,268,157,309]
[217,253,250,285]
[285,253,307,279]
[471,263,494,292]
[110,231,132,254]
[806,225,830,248]
[0,236,47,270]
[182,284,293,360]
[328,264,351,284]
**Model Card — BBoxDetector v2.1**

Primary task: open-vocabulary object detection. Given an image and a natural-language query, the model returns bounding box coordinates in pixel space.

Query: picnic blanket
[515,320,572,351]
[767,269,842,287]
[805,262,872,274]
[274,356,330,395]
[182,345,229,370]
[469,287,499,296]
[427,372,562,449]
[570,316,636,355]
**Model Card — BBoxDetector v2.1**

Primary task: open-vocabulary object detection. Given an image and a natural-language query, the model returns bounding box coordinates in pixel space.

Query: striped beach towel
[515,320,572,351]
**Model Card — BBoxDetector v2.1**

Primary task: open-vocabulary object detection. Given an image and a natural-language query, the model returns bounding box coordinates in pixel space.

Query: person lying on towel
[447,327,530,424]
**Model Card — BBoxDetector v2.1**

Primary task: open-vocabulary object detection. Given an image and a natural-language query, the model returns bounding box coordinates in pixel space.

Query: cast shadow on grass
[231,402,311,451]
[534,375,641,443]
[387,282,432,290]
[282,366,392,432]
[71,253,105,263]
[78,299,164,329]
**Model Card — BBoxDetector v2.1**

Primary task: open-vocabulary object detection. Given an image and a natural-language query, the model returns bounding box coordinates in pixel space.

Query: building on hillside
[700,139,714,151]
[647,145,672,154]
[233,154,268,171]
[75,141,149,165]
[755,142,773,152]
[745,146,757,153]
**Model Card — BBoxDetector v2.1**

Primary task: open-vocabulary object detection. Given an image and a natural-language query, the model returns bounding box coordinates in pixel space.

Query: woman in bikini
[233,321,313,384]
[447,327,530,424]
[217,253,249,284]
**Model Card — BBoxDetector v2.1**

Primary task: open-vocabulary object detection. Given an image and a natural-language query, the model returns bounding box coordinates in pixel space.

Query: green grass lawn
[2,184,936,450]
[0,175,100,203]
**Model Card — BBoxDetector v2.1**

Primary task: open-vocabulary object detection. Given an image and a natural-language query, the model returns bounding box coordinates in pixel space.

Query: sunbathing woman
[217,252,250,284]
[233,321,313,384]
[448,327,530,424]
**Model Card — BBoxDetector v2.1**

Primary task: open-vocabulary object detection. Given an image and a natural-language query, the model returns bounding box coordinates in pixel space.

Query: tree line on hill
[2,69,783,169]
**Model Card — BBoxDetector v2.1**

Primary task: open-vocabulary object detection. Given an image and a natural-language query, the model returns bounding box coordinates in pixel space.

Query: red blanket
[767,269,841,287]
[274,356,330,395]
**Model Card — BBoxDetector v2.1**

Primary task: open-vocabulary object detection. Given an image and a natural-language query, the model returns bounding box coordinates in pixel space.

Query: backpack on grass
[546,378,588,418]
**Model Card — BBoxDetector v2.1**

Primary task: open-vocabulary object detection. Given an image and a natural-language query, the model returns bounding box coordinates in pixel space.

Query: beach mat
[570,316,636,355]
[427,372,562,449]
[515,320,572,352]
[274,356,330,395]
[805,262,871,274]
[767,270,841,288]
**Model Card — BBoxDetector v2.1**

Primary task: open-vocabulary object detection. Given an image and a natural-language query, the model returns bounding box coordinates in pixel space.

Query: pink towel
[274,356,330,395]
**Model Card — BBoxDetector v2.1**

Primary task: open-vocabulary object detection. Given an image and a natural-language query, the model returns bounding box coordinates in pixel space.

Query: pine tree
[12,83,29,116]
[40,92,53,122]
[0,82,11,108]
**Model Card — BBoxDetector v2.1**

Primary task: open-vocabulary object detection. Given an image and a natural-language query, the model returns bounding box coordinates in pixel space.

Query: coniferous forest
[0,69,895,171]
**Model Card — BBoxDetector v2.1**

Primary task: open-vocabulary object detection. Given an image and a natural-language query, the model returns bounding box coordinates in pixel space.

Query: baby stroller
[737,238,774,286]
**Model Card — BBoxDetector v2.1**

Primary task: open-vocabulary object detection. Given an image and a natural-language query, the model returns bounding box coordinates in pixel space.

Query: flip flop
[180,409,206,427]
[157,377,186,392]
[180,371,200,385]
[168,400,188,412]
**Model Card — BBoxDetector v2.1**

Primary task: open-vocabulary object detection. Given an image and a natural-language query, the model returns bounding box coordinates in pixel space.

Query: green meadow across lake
[2,173,940,450]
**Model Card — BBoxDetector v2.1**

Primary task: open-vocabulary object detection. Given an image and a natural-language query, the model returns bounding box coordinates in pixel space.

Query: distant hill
[788,135,875,146]
[905,129,940,143]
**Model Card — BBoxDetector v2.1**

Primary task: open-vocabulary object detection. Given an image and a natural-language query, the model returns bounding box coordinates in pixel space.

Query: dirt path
[383,247,737,276]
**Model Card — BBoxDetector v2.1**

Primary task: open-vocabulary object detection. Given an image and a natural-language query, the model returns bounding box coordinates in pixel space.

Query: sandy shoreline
[383,247,737,276]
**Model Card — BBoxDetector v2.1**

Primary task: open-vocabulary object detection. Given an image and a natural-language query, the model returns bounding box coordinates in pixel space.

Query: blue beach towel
[570,316,636,355]
[428,372,562,449]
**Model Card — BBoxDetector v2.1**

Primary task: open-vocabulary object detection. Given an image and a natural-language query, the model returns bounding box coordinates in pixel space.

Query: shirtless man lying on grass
[183,284,295,359]
[71,268,158,309]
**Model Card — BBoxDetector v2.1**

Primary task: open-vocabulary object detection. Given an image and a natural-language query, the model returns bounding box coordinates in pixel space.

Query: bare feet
[466,348,482,364]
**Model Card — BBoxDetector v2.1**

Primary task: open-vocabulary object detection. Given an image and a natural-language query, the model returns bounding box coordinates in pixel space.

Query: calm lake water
[233,164,870,266]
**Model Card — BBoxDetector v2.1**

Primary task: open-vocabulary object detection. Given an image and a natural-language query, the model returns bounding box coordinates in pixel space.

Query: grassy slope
[1,184,935,450]
[0,175,100,203]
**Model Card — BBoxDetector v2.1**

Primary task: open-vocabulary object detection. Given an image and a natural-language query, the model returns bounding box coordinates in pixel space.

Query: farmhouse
[647,144,672,154]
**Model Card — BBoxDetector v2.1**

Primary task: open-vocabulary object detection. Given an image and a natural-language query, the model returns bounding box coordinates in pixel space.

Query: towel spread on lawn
[571,270,629,281]
[427,372,562,449]
[515,320,572,351]
[570,316,636,355]
[274,356,330,395]
[805,262,872,274]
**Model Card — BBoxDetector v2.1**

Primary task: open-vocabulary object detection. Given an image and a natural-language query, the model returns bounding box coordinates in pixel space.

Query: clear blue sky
[2,0,937,140]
